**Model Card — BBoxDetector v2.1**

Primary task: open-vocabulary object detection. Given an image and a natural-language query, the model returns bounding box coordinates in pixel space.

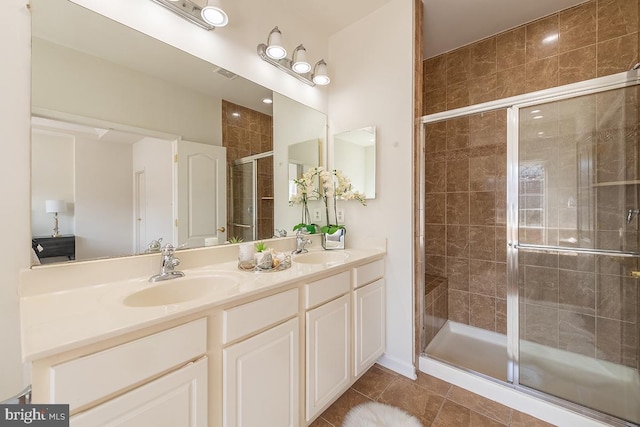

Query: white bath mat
[343,402,422,427]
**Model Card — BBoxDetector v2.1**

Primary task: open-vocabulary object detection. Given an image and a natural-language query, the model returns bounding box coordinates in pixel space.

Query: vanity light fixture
[257,27,330,87]
[150,0,228,30]
[312,59,330,85]
[45,199,66,238]
[201,0,228,27]
[291,45,311,74]
[265,27,287,59]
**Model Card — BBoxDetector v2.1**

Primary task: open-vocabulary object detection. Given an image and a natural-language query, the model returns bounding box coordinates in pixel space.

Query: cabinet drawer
[51,318,207,410]
[305,271,350,309]
[223,288,298,344]
[71,357,207,427]
[353,259,384,289]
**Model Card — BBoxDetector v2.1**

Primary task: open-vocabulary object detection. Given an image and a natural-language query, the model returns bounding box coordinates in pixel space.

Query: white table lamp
[45,199,66,237]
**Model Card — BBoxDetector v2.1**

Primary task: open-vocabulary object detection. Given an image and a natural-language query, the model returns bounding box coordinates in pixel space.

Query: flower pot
[321,227,346,250]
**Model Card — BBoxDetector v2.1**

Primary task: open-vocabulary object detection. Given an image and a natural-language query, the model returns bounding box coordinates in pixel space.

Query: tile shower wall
[423,0,640,337]
[424,110,508,333]
[222,100,274,240]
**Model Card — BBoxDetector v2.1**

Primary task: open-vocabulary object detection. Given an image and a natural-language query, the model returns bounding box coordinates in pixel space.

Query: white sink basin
[123,274,240,307]
[292,251,349,265]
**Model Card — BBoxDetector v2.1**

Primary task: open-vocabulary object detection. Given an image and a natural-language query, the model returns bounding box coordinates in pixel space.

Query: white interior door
[134,170,146,254]
[175,140,227,247]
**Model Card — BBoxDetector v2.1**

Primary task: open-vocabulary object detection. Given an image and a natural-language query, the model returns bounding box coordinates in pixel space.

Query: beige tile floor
[310,364,556,427]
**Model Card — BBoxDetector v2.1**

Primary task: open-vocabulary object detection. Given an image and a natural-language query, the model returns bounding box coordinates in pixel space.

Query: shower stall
[228,152,274,242]
[419,70,640,425]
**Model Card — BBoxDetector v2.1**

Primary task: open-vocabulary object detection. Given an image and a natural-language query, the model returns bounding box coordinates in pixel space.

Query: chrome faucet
[149,244,185,282]
[292,229,312,254]
[627,209,640,223]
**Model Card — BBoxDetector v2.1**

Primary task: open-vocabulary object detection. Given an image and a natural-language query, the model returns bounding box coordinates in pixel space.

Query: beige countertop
[20,242,385,361]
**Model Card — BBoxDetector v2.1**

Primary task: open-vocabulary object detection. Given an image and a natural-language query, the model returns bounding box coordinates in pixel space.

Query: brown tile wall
[423,0,639,115]
[422,0,640,341]
[222,100,273,241]
[424,109,508,333]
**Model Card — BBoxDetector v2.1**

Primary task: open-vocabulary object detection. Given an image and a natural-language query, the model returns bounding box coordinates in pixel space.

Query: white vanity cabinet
[40,318,208,426]
[304,271,351,422]
[221,288,300,427]
[353,260,386,377]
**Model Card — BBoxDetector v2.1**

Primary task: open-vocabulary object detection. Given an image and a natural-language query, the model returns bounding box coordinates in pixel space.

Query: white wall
[75,138,134,260]
[32,38,222,145]
[31,130,75,237]
[0,0,31,401]
[328,0,416,377]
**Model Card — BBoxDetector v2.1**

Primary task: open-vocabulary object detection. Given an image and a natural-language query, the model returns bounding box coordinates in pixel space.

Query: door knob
[217,227,225,232]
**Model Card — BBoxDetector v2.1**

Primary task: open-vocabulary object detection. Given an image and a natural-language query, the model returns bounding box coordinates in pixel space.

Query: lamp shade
[291,44,311,74]
[45,199,66,214]
[265,26,287,59]
[201,0,228,27]
[312,59,330,85]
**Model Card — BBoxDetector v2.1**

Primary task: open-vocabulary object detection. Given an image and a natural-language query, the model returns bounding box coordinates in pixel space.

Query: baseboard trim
[376,354,416,380]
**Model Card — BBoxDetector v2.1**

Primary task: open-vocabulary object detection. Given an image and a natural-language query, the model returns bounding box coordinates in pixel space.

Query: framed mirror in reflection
[333,126,376,199]
[30,0,326,265]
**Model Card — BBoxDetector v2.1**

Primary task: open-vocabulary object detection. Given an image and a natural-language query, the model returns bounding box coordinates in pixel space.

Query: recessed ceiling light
[262,98,273,104]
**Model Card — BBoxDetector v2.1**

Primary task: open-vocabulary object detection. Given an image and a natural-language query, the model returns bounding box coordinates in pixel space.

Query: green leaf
[321,225,345,234]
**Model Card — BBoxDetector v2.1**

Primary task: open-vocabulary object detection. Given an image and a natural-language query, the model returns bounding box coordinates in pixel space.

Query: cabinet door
[223,317,299,427]
[71,357,207,427]
[306,294,350,421]
[354,279,386,377]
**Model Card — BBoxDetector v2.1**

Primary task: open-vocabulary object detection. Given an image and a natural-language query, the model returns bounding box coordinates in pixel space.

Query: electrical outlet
[313,209,322,222]
[336,209,345,223]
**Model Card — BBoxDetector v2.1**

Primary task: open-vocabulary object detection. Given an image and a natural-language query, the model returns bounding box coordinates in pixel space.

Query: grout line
[430,393,448,427]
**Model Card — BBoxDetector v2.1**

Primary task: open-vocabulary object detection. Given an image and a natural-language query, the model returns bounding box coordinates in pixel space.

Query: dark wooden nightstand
[32,235,76,260]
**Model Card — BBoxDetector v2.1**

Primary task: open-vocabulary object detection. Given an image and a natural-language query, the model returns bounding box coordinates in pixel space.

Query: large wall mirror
[30,0,326,265]
[333,126,376,199]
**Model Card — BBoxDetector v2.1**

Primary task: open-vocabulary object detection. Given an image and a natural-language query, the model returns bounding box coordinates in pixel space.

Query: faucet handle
[162,243,176,255]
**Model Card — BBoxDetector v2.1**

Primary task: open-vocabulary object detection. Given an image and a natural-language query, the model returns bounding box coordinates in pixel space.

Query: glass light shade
[201,6,228,27]
[291,45,311,74]
[265,26,287,59]
[312,60,330,85]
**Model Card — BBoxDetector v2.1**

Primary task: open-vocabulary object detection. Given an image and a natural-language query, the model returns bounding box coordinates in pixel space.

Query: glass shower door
[514,86,640,424]
[230,160,256,242]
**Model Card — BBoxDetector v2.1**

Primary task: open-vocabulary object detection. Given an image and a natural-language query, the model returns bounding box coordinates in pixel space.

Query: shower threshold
[424,321,640,425]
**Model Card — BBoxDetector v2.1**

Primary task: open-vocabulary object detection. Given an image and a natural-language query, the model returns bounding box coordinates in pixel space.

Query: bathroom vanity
[20,239,386,426]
